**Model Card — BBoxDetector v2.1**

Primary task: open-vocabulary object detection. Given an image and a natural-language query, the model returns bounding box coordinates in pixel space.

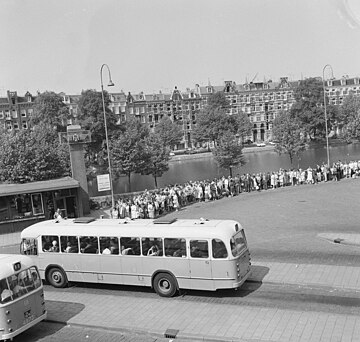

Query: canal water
[88,143,360,197]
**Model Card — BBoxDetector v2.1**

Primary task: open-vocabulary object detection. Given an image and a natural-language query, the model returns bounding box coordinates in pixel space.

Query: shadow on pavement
[249,264,270,282]
[45,300,85,322]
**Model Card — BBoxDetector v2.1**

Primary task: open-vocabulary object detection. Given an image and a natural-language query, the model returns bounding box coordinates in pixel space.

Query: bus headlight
[5,310,10,315]
[7,319,11,324]
[9,328,13,332]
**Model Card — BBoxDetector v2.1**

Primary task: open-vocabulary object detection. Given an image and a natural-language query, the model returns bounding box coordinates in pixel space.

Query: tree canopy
[0,125,70,183]
[30,91,69,132]
[110,117,149,192]
[272,111,306,166]
[154,116,183,149]
[192,92,251,145]
[212,132,246,177]
[140,133,171,187]
[339,93,360,142]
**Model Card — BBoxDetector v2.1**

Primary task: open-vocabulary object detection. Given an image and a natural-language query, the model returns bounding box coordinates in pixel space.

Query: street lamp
[322,64,334,168]
[100,64,115,208]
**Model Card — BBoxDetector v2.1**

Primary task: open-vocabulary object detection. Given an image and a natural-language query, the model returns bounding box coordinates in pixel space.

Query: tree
[77,89,120,166]
[338,93,360,142]
[154,116,183,150]
[30,91,69,131]
[272,111,306,166]
[193,92,251,146]
[110,117,149,192]
[140,133,171,187]
[0,125,70,183]
[212,132,246,177]
[291,78,326,140]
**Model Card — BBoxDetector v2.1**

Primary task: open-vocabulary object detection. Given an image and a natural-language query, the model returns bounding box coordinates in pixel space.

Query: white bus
[0,254,47,341]
[20,217,251,297]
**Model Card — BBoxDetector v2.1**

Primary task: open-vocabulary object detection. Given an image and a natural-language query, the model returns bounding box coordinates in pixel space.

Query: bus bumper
[1,311,47,340]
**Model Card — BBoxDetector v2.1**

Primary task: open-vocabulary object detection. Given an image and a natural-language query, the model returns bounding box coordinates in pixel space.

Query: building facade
[1,75,360,147]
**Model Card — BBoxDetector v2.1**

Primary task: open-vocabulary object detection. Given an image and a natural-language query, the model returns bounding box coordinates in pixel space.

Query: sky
[1,0,360,96]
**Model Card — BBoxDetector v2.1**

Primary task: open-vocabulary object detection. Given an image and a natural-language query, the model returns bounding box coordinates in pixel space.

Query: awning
[0,177,80,197]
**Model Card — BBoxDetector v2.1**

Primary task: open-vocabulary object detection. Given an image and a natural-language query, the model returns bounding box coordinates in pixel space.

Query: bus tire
[47,267,68,288]
[153,273,177,297]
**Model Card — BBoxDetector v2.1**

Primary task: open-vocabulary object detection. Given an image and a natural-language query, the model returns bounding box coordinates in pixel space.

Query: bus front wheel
[47,267,68,288]
[153,273,177,297]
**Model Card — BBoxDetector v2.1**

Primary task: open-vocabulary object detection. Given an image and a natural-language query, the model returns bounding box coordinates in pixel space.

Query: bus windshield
[230,230,247,257]
[0,267,41,304]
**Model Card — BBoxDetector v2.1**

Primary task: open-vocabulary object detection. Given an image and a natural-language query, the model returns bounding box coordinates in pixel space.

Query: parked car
[256,142,266,147]
[268,141,277,145]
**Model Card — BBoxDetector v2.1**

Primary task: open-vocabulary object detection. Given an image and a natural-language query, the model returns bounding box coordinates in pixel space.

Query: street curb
[43,319,238,342]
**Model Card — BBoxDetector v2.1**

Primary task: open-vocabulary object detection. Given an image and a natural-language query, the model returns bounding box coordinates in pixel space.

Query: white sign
[97,174,111,192]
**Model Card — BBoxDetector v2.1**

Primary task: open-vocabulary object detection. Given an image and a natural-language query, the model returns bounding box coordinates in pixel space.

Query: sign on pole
[97,174,111,192]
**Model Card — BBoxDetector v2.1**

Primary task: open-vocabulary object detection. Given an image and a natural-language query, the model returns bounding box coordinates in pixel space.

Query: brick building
[1,75,360,148]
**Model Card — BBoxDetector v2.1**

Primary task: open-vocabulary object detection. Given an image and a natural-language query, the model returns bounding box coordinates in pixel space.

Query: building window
[5,110,10,119]
[120,106,126,113]
[13,123,19,130]
[28,109,33,116]
[129,107,134,115]
[6,122,12,130]
[0,111,3,119]
[114,106,120,115]
[21,109,26,117]
[135,107,140,115]
[141,106,145,114]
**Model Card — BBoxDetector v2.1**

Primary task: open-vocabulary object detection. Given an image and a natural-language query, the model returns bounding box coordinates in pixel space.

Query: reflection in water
[88,143,360,197]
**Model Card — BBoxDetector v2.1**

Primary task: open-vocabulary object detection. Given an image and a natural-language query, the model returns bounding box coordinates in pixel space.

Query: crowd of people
[110,160,360,220]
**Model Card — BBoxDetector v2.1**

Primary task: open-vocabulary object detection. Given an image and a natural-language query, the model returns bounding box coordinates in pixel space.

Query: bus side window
[142,237,163,256]
[21,238,37,256]
[100,236,119,255]
[164,238,186,257]
[61,236,79,253]
[42,235,59,252]
[190,240,209,258]
[30,267,42,288]
[120,237,140,256]
[212,239,228,259]
[0,278,12,303]
[80,236,99,254]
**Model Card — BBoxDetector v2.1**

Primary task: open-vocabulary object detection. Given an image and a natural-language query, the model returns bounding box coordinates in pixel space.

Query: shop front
[0,177,81,234]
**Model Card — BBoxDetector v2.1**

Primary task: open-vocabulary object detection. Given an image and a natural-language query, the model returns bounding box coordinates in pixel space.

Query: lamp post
[322,64,333,168]
[100,64,115,208]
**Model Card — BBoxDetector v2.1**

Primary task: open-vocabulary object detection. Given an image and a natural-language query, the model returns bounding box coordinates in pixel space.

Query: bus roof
[0,254,36,279]
[20,217,244,240]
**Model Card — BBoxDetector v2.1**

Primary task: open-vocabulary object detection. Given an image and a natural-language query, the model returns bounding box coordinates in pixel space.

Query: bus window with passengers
[20,217,251,297]
[0,254,46,341]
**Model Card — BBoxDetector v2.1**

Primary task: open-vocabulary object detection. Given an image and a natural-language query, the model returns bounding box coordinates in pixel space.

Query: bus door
[119,237,142,286]
[78,236,100,283]
[189,239,213,290]
[97,237,122,284]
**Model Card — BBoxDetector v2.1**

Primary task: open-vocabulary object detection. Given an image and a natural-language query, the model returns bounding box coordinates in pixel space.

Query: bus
[20,217,251,297]
[0,254,47,341]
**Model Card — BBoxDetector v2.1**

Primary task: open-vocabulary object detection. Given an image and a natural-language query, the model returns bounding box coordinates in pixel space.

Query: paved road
[165,178,360,266]
[3,177,360,341]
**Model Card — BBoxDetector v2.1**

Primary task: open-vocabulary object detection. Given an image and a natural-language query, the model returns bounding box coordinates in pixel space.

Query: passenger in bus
[82,239,97,254]
[49,240,59,252]
[121,246,133,255]
[173,248,186,258]
[102,245,111,254]
[147,244,160,256]
[0,279,12,303]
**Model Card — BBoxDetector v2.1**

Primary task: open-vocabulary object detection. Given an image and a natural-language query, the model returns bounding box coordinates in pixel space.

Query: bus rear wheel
[153,273,177,297]
[47,267,68,288]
